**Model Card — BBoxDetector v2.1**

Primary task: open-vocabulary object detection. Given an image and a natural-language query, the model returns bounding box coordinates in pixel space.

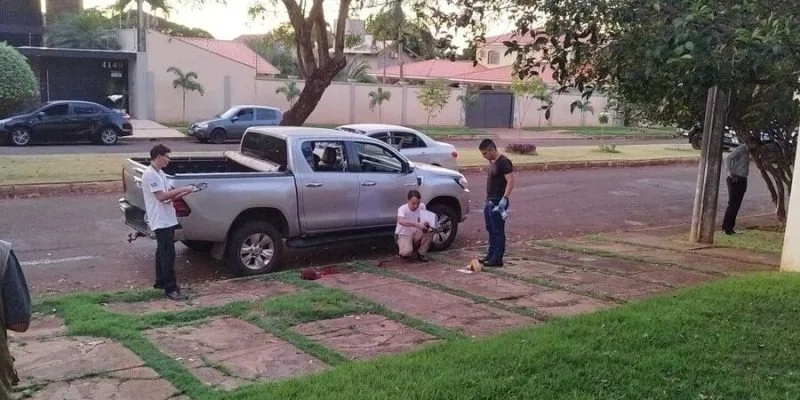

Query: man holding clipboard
[395,190,434,262]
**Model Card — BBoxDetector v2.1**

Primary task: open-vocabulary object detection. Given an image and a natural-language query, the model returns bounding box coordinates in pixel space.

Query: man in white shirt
[142,144,193,300]
[395,190,433,262]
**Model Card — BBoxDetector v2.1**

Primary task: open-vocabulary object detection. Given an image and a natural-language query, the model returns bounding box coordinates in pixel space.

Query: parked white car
[335,124,460,171]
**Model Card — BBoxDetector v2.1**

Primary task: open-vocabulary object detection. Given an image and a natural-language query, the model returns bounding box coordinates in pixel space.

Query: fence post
[401,84,408,125]
[349,81,356,124]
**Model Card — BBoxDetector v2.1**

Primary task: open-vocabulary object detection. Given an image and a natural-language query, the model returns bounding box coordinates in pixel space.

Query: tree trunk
[280,59,346,126]
[182,91,186,124]
[378,105,382,122]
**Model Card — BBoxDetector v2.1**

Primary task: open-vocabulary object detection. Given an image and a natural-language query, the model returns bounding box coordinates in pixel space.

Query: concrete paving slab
[11,337,147,383]
[126,120,189,141]
[9,314,67,341]
[294,314,438,360]
[145,316,327,390]
[105,278,299,314]
[319,271,536,337]
[28,377,180,400]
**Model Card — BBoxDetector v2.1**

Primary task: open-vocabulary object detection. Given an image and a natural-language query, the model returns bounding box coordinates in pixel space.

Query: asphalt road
[0,137,685,155]
[0,164,773,296]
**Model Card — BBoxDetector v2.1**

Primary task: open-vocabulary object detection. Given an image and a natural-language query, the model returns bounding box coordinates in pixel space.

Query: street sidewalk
[9,219,780,399]
[124,120,190,141]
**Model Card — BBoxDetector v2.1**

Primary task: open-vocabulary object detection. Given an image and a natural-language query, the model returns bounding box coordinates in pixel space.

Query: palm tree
[368,88,392,122]
[574,100,595,127]
[456,91,479,125]
[167,67,204,123]
[112,0,171,28]
[335,60,376,83]
[45,10,121,50]
[276,81,301,108]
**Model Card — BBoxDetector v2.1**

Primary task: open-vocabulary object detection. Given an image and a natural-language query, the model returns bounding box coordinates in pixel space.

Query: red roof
[483,31,539,45]
[373,59,487,80]
[175,37,280,75]
[451,64,556,85]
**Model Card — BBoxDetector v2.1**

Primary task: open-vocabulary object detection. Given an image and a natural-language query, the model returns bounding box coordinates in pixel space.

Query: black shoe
[723,230,736,235]
[482,261,504,268]
[166,290,187,301]
[153,282,165,290]
[418,254,429,262]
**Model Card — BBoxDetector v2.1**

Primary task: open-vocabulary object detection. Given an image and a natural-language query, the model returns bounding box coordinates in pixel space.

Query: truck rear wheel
[428,203,458,252]
[226,221,284,276]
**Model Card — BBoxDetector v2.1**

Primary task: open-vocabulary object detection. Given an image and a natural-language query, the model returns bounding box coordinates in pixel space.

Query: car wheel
[10,127,31,146]
[98,126,119,145]
[181,240,214,252]
[211,128,226,144]
[226,220,284,276]
[427,203,459,251]
[689,132,702,150]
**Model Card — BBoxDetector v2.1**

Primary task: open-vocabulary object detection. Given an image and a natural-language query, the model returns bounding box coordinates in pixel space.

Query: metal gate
[465,91,514,128]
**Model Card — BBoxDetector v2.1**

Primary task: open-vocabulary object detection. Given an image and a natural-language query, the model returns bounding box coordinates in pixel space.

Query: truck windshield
[241,132,287,167]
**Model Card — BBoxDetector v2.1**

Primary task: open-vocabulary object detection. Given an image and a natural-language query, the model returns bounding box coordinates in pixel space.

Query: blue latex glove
[497,196,508,210]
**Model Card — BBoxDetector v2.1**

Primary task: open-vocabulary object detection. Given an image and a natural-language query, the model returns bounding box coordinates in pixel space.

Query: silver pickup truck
[120,127,471,275]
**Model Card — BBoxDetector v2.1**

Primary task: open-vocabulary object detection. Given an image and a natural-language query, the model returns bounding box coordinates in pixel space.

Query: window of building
[487,50,500,65]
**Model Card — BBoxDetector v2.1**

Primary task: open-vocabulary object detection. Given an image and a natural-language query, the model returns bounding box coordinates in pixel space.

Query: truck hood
[412,161,464,179]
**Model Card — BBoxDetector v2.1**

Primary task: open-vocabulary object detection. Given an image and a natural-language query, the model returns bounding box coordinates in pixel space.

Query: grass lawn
[38,273,800,400]
[0,145,697,185]
[458,144,698,167]
[527,126,679,136]
[710,228,783,254]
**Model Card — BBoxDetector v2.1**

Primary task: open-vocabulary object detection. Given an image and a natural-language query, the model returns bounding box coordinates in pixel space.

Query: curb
[0,157,700,199]
[121,135,194,142]
[457,157,699,174]
[0,181,121,199]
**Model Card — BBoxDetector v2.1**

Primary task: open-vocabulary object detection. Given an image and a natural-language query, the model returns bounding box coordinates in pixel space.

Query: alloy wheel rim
[101,129,117,144]
[12,129,30,145]
[239,233,274,270]
[432,214,453,244]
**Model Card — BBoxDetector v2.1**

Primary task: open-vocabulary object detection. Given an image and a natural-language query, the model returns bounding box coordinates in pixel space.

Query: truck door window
[304,141,347,172]
[354,142,403,173]
[241,132,287,169]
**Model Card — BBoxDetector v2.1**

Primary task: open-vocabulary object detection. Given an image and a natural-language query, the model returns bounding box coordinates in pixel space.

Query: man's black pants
[154,225,178,294]
[722,176,747,233]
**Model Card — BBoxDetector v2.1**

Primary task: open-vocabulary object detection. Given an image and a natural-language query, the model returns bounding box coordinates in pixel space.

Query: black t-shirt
[486,155,513,199]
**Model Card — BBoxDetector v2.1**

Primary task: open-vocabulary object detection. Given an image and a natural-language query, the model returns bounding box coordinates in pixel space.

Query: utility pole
[689,86,728,243]
[136,0,146,52]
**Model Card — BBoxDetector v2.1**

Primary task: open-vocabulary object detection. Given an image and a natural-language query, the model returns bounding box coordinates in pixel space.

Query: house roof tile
[372,59,487,80]
[175,36,280,75]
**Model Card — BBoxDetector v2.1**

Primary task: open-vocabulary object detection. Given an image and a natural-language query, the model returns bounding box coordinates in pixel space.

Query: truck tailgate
[123,158,147,211]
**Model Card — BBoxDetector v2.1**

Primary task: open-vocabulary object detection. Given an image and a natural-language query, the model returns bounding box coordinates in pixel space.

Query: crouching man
[395,190,433,262]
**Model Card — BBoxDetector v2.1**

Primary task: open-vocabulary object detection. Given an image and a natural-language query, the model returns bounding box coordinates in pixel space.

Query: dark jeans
[154,225,178,294]
[484,199,508,263]
[722,176,747,233]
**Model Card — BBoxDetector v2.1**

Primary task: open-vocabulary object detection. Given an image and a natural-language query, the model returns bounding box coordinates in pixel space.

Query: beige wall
[146,31,258,123]
[515,90,610,128]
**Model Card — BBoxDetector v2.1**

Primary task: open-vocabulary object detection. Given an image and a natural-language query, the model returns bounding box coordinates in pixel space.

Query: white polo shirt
[395,202,426,236]
[141,165,179,231]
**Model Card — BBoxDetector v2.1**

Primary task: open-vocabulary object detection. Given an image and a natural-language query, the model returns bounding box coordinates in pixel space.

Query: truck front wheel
[226,221,284,276]
[428,203,459,252]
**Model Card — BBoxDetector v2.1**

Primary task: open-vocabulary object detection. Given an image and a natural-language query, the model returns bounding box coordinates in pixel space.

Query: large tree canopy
[430,0,800,220]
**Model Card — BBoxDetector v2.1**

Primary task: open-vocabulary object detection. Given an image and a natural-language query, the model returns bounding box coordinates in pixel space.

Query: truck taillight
[122,168,126,192]
[173,198,191,217]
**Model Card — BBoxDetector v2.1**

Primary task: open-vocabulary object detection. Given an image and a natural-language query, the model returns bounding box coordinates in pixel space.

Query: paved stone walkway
[9,229,778,398]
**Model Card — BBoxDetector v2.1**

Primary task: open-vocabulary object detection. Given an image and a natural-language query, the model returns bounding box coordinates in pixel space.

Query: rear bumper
[119,199,185,241]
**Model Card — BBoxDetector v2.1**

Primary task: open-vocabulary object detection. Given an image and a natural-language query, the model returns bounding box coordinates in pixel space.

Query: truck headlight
[456,177,469,189]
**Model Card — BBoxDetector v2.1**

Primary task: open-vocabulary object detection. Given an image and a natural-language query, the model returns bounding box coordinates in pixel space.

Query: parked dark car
[0,100,133,146]
[187,105,282,144]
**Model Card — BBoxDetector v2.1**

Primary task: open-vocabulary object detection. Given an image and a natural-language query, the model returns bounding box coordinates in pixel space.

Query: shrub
[506,143,537,155]
[598,143,620,153]
[0,43,39,118]
[598,112,609,124]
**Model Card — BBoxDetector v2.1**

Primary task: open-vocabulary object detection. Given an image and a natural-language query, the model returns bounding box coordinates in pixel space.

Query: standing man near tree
[143,144,194,301]
[478,139,514,267]
[722,140,760,235]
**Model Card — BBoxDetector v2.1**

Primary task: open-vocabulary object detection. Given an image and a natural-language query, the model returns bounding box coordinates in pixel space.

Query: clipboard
[420,209,437,229]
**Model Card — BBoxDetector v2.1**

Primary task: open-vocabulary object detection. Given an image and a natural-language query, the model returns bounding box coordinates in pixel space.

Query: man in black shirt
[478,139,515,267]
